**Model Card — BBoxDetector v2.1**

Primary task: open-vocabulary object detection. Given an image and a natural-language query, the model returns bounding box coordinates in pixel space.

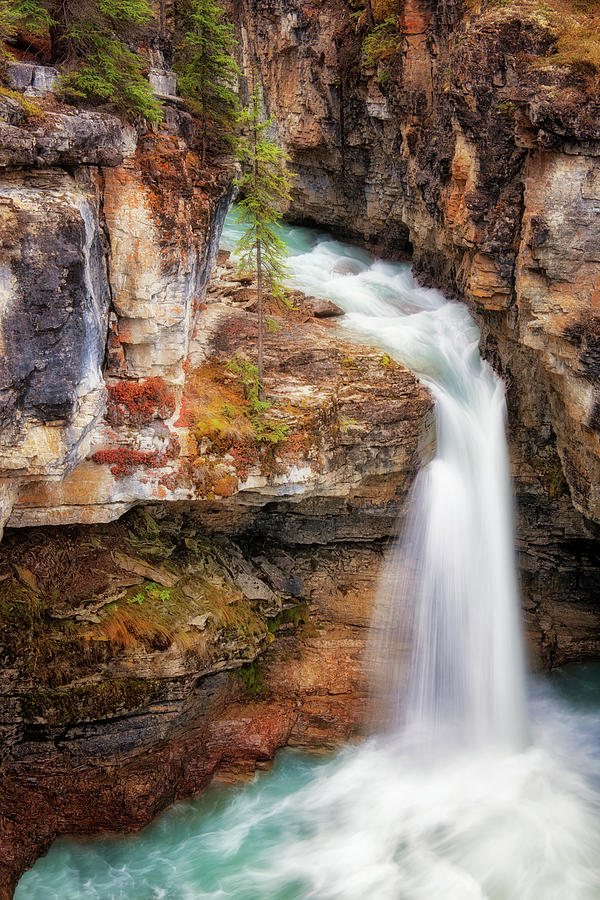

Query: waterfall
[365,305,528,751]
[276,232,528,750]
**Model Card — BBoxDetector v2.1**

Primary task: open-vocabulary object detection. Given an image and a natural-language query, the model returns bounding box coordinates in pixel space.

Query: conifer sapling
[235,81,294,400]
[175,0,239,165]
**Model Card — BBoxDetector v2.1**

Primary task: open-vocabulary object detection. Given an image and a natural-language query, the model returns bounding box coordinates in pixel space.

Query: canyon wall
[236,0,600,666]
[0,61,433,893]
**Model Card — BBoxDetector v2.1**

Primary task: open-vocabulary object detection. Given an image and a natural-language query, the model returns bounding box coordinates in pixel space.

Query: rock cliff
[0,75,433,892]
[0,261,431,894]
[235,0,600,666]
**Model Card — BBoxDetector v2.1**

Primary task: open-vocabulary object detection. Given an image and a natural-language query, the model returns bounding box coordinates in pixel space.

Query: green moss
[125,509,176,559]
[496,100,516,117]
[528,442,569,501]
[0,580,96,686]
[548,463,568,499]
[267,602,309,634]
[21,678,161,726]
[238,660,263,695]
[225,356,289,445]
[0,86,43,120]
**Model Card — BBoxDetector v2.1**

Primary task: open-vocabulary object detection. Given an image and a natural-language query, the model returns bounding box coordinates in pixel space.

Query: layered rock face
[0,91,433,891]
[2,1,600,889]
[236,0,600,664]
[0,290,431,894]
[0,92,231,534]
[0,512,388,894]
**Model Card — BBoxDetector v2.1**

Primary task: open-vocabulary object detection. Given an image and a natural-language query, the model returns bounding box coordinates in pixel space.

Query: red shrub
[106,378,176,426]
[92,447,165,479]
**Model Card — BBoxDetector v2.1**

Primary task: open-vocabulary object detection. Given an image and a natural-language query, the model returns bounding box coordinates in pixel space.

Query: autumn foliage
[106,377,176,426]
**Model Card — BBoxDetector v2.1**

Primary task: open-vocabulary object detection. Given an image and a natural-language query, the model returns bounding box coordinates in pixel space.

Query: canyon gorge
[1,0,600,894]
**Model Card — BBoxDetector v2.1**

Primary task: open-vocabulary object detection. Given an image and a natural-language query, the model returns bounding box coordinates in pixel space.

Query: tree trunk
[49,0,68,63]
[256,238,264,401]
[251,79,265,400]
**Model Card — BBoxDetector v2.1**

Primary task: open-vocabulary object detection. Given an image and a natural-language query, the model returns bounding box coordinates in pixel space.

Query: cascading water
[16,215,600,900]
[295,245,530,752]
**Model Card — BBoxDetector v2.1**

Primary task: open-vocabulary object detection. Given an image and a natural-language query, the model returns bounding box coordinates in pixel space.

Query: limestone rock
[0,111,136,169]
[0,170,111,533]
[5,62,59,97]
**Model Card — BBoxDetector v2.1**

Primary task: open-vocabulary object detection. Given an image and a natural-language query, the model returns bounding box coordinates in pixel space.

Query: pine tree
[1,0,162,121]
[235,81,293,399]
[174,0,239,165]
[54,0,162,121]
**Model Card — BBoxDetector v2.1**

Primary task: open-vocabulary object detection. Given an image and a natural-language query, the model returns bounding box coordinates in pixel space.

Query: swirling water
[16,215,600,899]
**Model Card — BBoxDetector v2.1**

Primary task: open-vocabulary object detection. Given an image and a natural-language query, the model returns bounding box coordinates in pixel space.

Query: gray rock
[253,555,304,596]
[308,298,345,318]
[149,68,178,98]
[30,66,60,95]
[5,62,34,92]
[0,175,111,429]
[0,111,136,169]
[5,63,60,96]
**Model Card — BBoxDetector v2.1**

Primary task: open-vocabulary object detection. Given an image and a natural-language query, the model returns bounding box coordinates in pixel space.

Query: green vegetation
[127,582,172,605]
[174,0,239,164]
[0,0,52,61]
[235,80,294,399]
[266,602,309,634]
[349,0,403,78]
[0,0,162,121]
[361,15,402,68]
[55,0,162,120]
[238,659,263,695]
[528,441,569,501]
[0,83,43,118]
[466,0,600,77]
[547,2,600,74]
[22,678,161,725]
[226,355,289,444]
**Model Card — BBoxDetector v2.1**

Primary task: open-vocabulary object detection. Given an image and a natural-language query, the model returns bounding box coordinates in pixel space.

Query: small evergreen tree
[174,0,239,165]
[0,1,18,60]
[54,0,162,121]
[235,81,293,399]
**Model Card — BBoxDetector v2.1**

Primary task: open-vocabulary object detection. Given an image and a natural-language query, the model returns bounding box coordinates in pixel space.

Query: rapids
[16,215,600,899]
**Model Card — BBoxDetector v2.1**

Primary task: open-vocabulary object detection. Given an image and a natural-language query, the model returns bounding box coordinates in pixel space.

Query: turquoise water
[16,214,600,898]
[15,665,600,899]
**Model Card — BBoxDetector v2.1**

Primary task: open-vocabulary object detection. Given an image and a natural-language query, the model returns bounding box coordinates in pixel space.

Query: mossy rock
[21,678,162,727]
